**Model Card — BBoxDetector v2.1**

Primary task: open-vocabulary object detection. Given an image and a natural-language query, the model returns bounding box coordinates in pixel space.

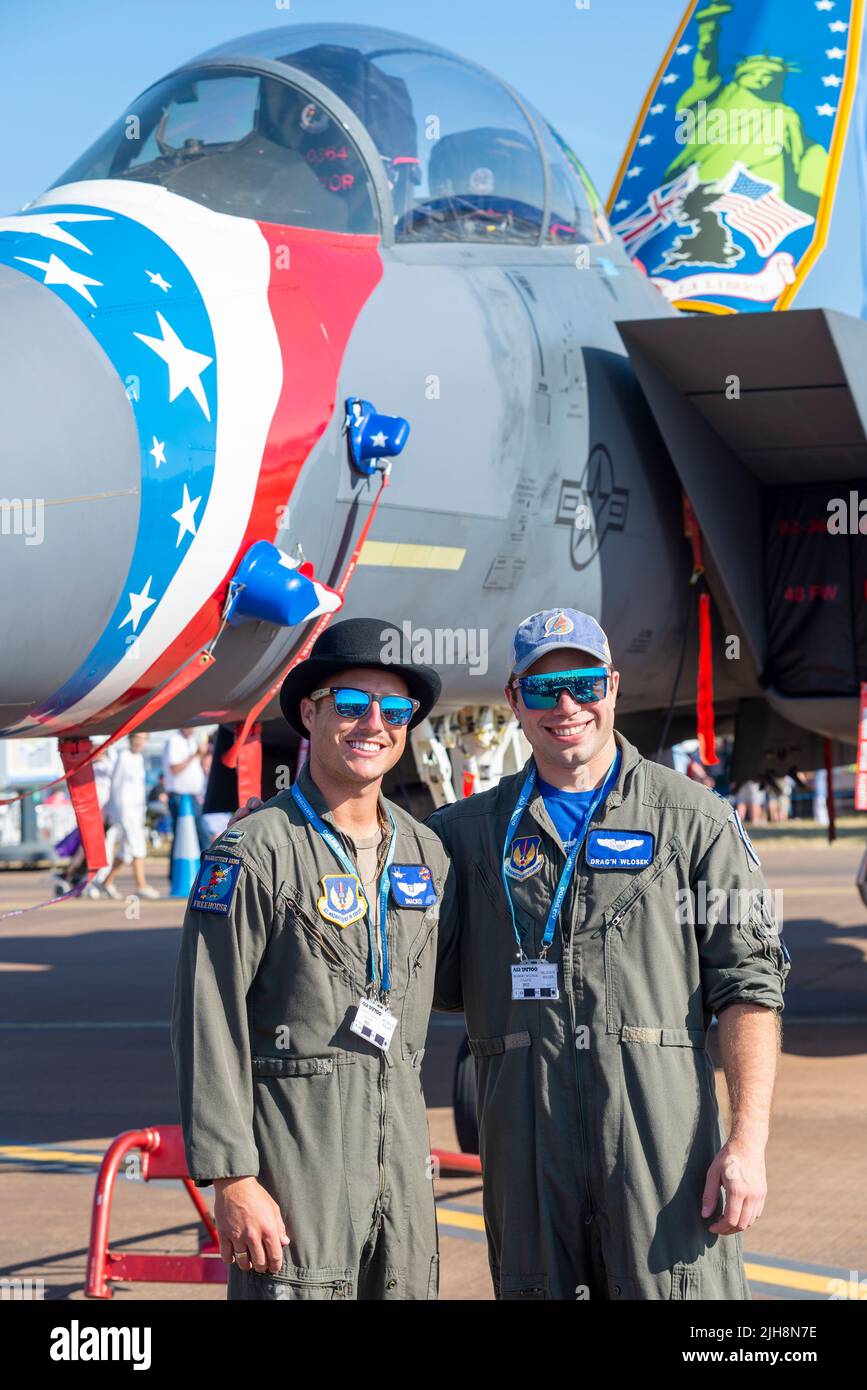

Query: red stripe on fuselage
[75,224,382,730]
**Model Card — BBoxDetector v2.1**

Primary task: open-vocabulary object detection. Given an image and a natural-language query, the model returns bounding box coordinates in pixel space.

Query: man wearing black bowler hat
[171,617,450,1300]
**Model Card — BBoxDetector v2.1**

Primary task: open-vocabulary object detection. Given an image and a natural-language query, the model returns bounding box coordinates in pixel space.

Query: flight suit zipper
[567,872,596,1223]
[372,831,392,1226]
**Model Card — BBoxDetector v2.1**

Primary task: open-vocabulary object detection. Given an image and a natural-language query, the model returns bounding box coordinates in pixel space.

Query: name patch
[191,853,242,913]
[586,830,654,870]
[390,864,437,908]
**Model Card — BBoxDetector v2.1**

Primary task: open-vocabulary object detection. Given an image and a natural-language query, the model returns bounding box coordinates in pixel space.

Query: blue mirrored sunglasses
[514,667,609,710]
[309,686,420,726]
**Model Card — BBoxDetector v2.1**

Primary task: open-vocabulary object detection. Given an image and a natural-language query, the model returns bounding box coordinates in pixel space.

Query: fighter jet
[0,14,864,809]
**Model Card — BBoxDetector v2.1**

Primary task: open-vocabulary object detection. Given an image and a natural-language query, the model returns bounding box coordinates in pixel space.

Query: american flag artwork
[606,0,862,312]
[0,180,382,734]
[710,167,814,258]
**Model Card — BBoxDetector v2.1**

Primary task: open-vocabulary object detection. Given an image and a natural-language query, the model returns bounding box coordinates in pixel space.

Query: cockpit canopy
[55,24,609,246]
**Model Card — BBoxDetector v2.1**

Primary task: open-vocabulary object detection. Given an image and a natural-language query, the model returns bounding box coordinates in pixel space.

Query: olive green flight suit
[430,732,789,1301]
[171,763,448,1300]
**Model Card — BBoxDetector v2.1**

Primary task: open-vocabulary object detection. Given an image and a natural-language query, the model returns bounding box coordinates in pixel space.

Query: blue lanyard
[291,783,397,995]
[501,754,619,960]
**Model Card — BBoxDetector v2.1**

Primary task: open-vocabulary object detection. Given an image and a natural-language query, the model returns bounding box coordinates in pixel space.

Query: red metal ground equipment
[431,1149,482,1177]
[85,1125,227,1298]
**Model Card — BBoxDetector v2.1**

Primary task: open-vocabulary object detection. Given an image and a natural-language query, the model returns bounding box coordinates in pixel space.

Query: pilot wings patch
[586,830,654,870]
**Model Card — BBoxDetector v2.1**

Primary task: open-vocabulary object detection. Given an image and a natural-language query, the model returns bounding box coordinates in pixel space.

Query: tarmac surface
[1,832,865,1302]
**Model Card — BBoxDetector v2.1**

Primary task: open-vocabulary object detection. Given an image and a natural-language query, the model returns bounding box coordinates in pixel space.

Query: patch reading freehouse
[50,1320,151,1370]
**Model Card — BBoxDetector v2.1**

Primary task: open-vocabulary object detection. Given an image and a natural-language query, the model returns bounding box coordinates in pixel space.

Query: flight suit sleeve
[693,811,791,1017]
[170,854,272,1186]
[427,810,463,1012]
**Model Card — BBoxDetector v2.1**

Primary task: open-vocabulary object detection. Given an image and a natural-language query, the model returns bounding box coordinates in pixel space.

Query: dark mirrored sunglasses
[515,667,609,710]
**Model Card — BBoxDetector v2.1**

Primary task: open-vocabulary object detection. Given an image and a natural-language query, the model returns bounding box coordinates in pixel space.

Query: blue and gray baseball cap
[512,608,612,676]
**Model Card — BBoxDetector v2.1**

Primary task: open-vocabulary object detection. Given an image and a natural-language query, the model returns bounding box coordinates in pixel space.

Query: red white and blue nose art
[0,183,285,732]
[0,178,382,736]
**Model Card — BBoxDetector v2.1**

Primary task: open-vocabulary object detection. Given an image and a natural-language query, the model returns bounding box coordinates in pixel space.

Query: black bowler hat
[279,617,442,737]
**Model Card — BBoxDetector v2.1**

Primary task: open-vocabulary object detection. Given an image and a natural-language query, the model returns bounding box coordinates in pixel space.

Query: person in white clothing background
[100,733,159,900]
[163,727,211,858]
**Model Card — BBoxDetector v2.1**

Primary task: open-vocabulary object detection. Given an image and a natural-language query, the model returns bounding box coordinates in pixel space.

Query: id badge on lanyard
[501,755,617,1002]
[291,783,399,1051]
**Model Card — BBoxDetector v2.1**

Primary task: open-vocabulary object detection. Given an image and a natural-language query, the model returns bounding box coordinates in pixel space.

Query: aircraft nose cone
[0,264,139,726]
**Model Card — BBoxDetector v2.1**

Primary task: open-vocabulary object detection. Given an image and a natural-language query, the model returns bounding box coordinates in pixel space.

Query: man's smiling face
[300,666,410,787]
[506,648,619,777]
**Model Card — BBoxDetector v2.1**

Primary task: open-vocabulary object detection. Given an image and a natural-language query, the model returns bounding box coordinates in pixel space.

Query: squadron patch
[586,830,654,870]
[317,874,367,928]
[505,835,544,881]
[390,864,437,908]
[191,853,243,914]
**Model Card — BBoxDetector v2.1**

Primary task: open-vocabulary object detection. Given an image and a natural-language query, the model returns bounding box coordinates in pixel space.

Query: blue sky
[0,0,861,313]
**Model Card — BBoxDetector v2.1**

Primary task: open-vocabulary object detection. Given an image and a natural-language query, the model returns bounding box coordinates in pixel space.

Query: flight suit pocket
[602,836,684,1036]
[468,1031,531,1057]
[401,908,439,1057]
[427,1253,440,1300]
[473,859,501,909]
[499,1273,548,1300]
[239,1264,354,1301]
[670,1263,700,1299]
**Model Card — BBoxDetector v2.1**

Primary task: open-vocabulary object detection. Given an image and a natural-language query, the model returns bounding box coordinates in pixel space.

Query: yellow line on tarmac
[744,1261,851,1296]
[437,1207,485,1233]
[435,1209,847,1295]
[0,1145,103,1165]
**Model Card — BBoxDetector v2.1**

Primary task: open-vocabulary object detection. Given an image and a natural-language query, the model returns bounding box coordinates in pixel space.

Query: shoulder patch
[191,853,243,913]
[729,810,761,870]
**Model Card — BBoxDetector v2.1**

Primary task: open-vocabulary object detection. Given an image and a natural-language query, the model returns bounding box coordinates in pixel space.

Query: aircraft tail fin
[607,0,863,314]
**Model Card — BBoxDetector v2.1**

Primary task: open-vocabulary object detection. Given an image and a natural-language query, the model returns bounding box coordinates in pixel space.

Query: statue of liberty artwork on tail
[608,0,863,311]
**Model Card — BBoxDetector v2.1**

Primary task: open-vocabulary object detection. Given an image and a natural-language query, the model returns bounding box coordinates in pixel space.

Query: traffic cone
[170,794,200,898]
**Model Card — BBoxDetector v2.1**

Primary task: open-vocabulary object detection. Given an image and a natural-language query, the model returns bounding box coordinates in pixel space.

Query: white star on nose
[120,576,157,631]
[15,252,102,306]
[133,311,213,420]
[145,269,171,292]
[171,483,202,547]
[369,431,388,448]
[0,211,111,255]
[149,437,166,468]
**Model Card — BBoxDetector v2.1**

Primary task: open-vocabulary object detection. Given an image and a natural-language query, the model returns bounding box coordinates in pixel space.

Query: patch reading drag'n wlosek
[607,0,863,312]
[586,829,655,870]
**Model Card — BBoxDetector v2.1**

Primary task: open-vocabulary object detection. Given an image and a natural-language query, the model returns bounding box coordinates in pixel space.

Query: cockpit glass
[55,26,605,250]
[276,39,546,244]
[529,112,611,245]
[52,70,379,235]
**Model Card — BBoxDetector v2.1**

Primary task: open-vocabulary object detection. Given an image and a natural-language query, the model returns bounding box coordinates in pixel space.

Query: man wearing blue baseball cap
[430,607,789,1301]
